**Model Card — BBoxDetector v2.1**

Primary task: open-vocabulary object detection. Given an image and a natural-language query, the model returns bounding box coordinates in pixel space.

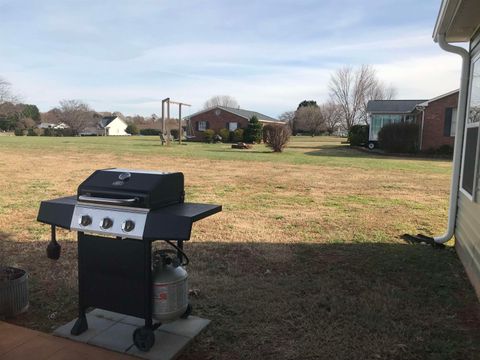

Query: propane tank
[152,251,189,322]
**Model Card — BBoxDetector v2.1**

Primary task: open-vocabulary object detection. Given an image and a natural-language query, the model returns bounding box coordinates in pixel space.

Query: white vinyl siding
[455,33,480,299]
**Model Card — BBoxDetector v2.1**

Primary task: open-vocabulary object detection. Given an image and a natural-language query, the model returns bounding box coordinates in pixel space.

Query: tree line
[280,65,396,135]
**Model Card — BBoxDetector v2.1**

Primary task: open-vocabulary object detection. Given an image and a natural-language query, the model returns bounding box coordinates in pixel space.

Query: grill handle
[78,195,139,205]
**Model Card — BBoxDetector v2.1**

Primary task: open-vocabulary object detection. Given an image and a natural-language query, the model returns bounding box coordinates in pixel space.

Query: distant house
[38,122,69,130]
[186,106,284,141]
[366,99,426,149]
[366,89,459,151]
[99,116,129,136]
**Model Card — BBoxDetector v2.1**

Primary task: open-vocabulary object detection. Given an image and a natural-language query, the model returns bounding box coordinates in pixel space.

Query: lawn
[0,135,479,360]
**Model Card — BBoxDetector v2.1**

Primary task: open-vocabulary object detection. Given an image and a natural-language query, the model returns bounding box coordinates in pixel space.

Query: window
[444,108,457,137]
[228,122,238,131]
[369,114,403,140]
[451,108,457,136]
[198,121,207,131]
[461,55,480,200]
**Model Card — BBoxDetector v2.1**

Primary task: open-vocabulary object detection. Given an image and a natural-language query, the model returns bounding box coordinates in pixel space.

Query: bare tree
[320,102,342,135]
[263,124,291,152]
[58,99,95,135]
[329,65,396,130]
[295,106,326,136]
[279,110,296,133]
[203,95,239,109]
[0,77,19,104]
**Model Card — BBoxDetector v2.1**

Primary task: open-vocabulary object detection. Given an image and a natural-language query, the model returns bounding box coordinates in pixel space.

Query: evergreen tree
[22,104,41,122]
[244,115,263,143]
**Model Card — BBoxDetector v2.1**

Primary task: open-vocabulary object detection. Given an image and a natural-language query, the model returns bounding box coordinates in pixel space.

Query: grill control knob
[79,215,92,227]
[100,217,113,229]
[122,220,135,232]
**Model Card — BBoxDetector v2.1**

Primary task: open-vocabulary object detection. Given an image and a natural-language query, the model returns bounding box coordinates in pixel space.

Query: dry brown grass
[0,137,479,360]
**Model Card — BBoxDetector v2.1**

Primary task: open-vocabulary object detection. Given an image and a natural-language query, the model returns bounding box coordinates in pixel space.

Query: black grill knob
[122,220,135,232]
[80,215,92,227]
[101,217,113,229]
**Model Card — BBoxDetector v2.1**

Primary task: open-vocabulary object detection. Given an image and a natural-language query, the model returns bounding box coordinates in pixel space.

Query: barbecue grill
[37,168,221,352]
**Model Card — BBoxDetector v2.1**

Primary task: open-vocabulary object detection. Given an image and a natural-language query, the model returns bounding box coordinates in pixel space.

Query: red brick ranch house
[366,89,459,151]
[186,106,285,141]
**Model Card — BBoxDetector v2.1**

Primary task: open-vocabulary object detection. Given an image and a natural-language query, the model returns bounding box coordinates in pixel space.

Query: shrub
[264,125,291,152]
[422,144,454,157]
[218,128,230,142]
[43,128,54,136]
[378,122,419,153]
[170,129,179,139]
[140,128,161,136]
[348,125,369,146]
[244,116,263,143]
[14,128,24,136]
[262,125,271,143]
[436,144,454,156]
[56,128,75,137]
[203,129,215,143]
[126,124,139,135]
[27,128,38,136]
[232,128,244,142]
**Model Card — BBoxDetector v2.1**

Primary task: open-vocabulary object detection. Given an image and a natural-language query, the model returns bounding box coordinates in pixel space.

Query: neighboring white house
[99,116,129,136]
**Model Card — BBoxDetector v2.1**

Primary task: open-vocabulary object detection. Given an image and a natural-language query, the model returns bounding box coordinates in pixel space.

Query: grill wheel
[133,327,155,352]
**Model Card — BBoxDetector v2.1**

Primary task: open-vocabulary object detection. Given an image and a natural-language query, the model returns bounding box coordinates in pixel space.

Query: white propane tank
[152,259,189,322]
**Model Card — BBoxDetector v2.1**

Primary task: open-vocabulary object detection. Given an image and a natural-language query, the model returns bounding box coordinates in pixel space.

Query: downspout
[406,34,469,246]
[432,34,470,243]
[420,109,425,151]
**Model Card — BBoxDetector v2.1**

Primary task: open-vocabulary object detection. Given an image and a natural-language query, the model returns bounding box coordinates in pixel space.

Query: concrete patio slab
[53,309,210,359]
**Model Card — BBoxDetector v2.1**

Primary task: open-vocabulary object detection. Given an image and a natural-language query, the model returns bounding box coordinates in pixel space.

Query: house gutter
[431,34,470,244]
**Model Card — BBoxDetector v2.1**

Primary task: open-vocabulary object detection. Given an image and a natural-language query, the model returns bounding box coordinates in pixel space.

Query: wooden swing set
[160,98,192,145]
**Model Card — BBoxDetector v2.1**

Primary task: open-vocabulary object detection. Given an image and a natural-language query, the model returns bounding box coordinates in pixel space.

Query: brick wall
[189,108,249,141]
[421,92,459,151]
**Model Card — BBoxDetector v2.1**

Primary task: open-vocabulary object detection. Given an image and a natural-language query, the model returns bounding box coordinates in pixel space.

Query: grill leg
[71,232,88,335]
[144,240,153,329]
[177,240,184,263]
[70,311,88,335]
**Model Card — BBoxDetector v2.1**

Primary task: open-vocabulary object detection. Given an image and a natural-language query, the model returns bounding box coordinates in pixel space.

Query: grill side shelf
[37,196,77,229]
[143,203,222,241]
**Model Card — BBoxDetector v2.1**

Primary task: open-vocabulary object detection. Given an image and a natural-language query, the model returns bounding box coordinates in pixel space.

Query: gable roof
[188,106,281,122]
[416,89,459,108]
[100,116,116,128]
[366,100,427,114]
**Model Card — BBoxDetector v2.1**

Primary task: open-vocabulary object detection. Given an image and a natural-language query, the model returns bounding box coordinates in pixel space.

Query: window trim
[460,51,480,201]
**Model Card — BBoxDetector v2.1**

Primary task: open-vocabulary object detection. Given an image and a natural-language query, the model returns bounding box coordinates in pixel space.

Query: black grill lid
[77,168,184,209]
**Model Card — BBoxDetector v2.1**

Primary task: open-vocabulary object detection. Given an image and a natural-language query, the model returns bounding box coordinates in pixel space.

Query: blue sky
[0,0,461,118]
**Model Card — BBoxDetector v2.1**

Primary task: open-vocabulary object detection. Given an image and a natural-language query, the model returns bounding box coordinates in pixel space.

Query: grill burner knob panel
[100,217,114,229]
[122,220,135,232]
[80,215,92,227]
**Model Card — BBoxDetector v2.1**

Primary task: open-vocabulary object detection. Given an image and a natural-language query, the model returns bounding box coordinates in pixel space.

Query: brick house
[416,90,459,151]
[186,106,283,141]
[366,89,459,151]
